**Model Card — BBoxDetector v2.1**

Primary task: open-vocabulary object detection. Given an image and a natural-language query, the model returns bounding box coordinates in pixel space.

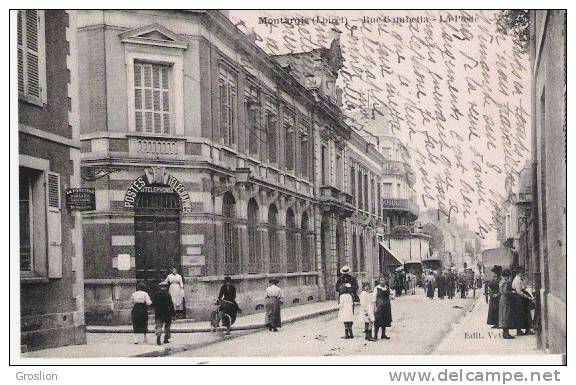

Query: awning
[379,242,403,268]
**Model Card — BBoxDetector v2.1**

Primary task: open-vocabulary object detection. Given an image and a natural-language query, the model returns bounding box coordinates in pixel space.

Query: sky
[229,10,531,247]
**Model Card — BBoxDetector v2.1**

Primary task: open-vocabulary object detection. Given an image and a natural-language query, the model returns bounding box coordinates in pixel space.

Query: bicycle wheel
[222,314,232,335]
[209,311,219,332]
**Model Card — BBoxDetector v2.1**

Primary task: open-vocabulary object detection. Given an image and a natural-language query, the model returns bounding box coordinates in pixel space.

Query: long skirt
[374,302,392,327]
[220,300,238,326]
[487,296,499,325]
[499,294,523,329]
[131,303,149,334]
[265,297,282,328]
[426,282,434,298]
[169,283,184,311]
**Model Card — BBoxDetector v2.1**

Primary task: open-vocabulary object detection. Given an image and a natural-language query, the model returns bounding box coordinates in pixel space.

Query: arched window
[286,208,296,272]
[223,192,239,275]
[247,199,260,274]
[268,204,280,273]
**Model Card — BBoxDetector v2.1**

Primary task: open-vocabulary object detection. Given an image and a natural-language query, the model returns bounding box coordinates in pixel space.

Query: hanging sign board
[65,188,96,211]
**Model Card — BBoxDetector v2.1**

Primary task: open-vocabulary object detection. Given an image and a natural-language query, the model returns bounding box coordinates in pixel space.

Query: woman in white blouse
[130,283,152,344]
[163,268,184,316]
[265,278,283,332]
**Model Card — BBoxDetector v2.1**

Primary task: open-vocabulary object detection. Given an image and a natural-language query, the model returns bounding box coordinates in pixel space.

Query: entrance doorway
[134,189,181,285]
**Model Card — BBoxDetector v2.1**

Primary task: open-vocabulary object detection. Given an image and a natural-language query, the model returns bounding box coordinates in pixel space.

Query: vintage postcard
[11,8,566,369]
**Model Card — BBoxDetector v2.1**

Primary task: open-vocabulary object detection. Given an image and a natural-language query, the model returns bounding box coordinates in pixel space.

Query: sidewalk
[433,295,541,355]
[22,300,338,359]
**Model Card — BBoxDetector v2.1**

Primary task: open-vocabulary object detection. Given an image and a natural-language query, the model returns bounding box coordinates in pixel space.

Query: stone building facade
[18,10,86,351]
[77,10,357,323]
[530,10,566,355]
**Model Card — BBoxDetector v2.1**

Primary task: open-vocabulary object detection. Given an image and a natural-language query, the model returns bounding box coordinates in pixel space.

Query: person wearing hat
[153,280,176,345]
[511,266,535,336]
[264,278,283,332]
[498,268,519,339]
[338,283,355,339]
[335,266,359,302]
[372,278,392,339]
[218,276,242,325]
[486,265,502,328]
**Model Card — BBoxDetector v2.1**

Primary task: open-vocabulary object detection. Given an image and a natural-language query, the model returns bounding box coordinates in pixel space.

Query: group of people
[423,268,482,300]
[336,266,393,341]
[129,269,243,345]
[387,270,418,297]
[486,265,535,339]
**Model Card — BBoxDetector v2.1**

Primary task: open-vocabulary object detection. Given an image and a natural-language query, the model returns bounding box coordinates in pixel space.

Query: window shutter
[25,10,41,99]
[45,172,62,278]
[17,11,24,93]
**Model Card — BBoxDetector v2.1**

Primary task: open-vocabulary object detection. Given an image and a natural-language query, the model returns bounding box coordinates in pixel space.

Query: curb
[129,306,338,358]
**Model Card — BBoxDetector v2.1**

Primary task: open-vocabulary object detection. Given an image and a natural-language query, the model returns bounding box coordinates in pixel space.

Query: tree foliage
[496,10,530,53]
[421,223,444,255]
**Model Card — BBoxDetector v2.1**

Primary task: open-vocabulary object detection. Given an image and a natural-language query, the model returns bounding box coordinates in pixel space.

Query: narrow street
[174,290,475,357]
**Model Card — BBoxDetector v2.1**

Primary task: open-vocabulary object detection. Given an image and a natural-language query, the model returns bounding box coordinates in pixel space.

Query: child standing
[338,283,354,339]
[359,282,376,341]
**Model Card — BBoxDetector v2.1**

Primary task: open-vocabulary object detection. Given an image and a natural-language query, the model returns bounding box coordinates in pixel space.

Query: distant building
[18,10,86,351]
[530,10,566,355]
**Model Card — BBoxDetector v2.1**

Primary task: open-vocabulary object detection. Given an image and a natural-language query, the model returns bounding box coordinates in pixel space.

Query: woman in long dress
[130,282,152,344]
[163,268,184,315]
[265,278,283,332]
[425,272,435,299]
[373,280,392,339]
[437,271,446,299]
[498,269,518,339]
[486,265,502,328]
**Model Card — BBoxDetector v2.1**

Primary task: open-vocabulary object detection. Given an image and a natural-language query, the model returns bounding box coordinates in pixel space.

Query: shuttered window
[266,112,277,164]
[284,115,295,171]
[17,10,45,104]
[134,62,171,134]
[219,67,237,146]
[300,133,309,179]
[19,168,33,272]
[268,204,280,273]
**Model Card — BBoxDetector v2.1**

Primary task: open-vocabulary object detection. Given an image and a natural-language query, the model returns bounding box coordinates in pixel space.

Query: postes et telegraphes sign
[123,166,193,213]
[65,188,96,211]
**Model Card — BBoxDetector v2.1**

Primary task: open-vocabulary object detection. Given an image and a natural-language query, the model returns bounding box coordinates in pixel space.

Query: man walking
[153,281,175,345]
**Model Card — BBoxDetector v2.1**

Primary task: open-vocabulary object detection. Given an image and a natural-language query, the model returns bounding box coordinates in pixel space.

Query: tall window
[247,199,260,274]
[301,212,312,271]
[382,147,391,160]
[219,67,237,146]
[383,183,392,198]
[286,209,297,272]
[371,178,375,214]
[350,164,356,201]
[300,133,309,179]
[134,62,172,134]
[245,89,259,156]
[359,234,365,272]
[352,230,358,272]
[20,169,33,272]
[397,183,402,199]
[266,111,278,164]
[336,151,343,190]
[222,192,239,275]
[268,204,280,273]
[17,10,45,103]
[321,145,328,185]
[377,183,382,216]
[357,169,363,210]
[284,115,295,172]
[364,174,369,211]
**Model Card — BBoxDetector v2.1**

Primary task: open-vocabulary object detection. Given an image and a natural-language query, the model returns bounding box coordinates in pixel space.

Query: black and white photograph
[8,5,568,374]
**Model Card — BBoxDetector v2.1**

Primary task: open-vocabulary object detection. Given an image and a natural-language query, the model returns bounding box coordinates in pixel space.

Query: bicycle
[210,299,233,335]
